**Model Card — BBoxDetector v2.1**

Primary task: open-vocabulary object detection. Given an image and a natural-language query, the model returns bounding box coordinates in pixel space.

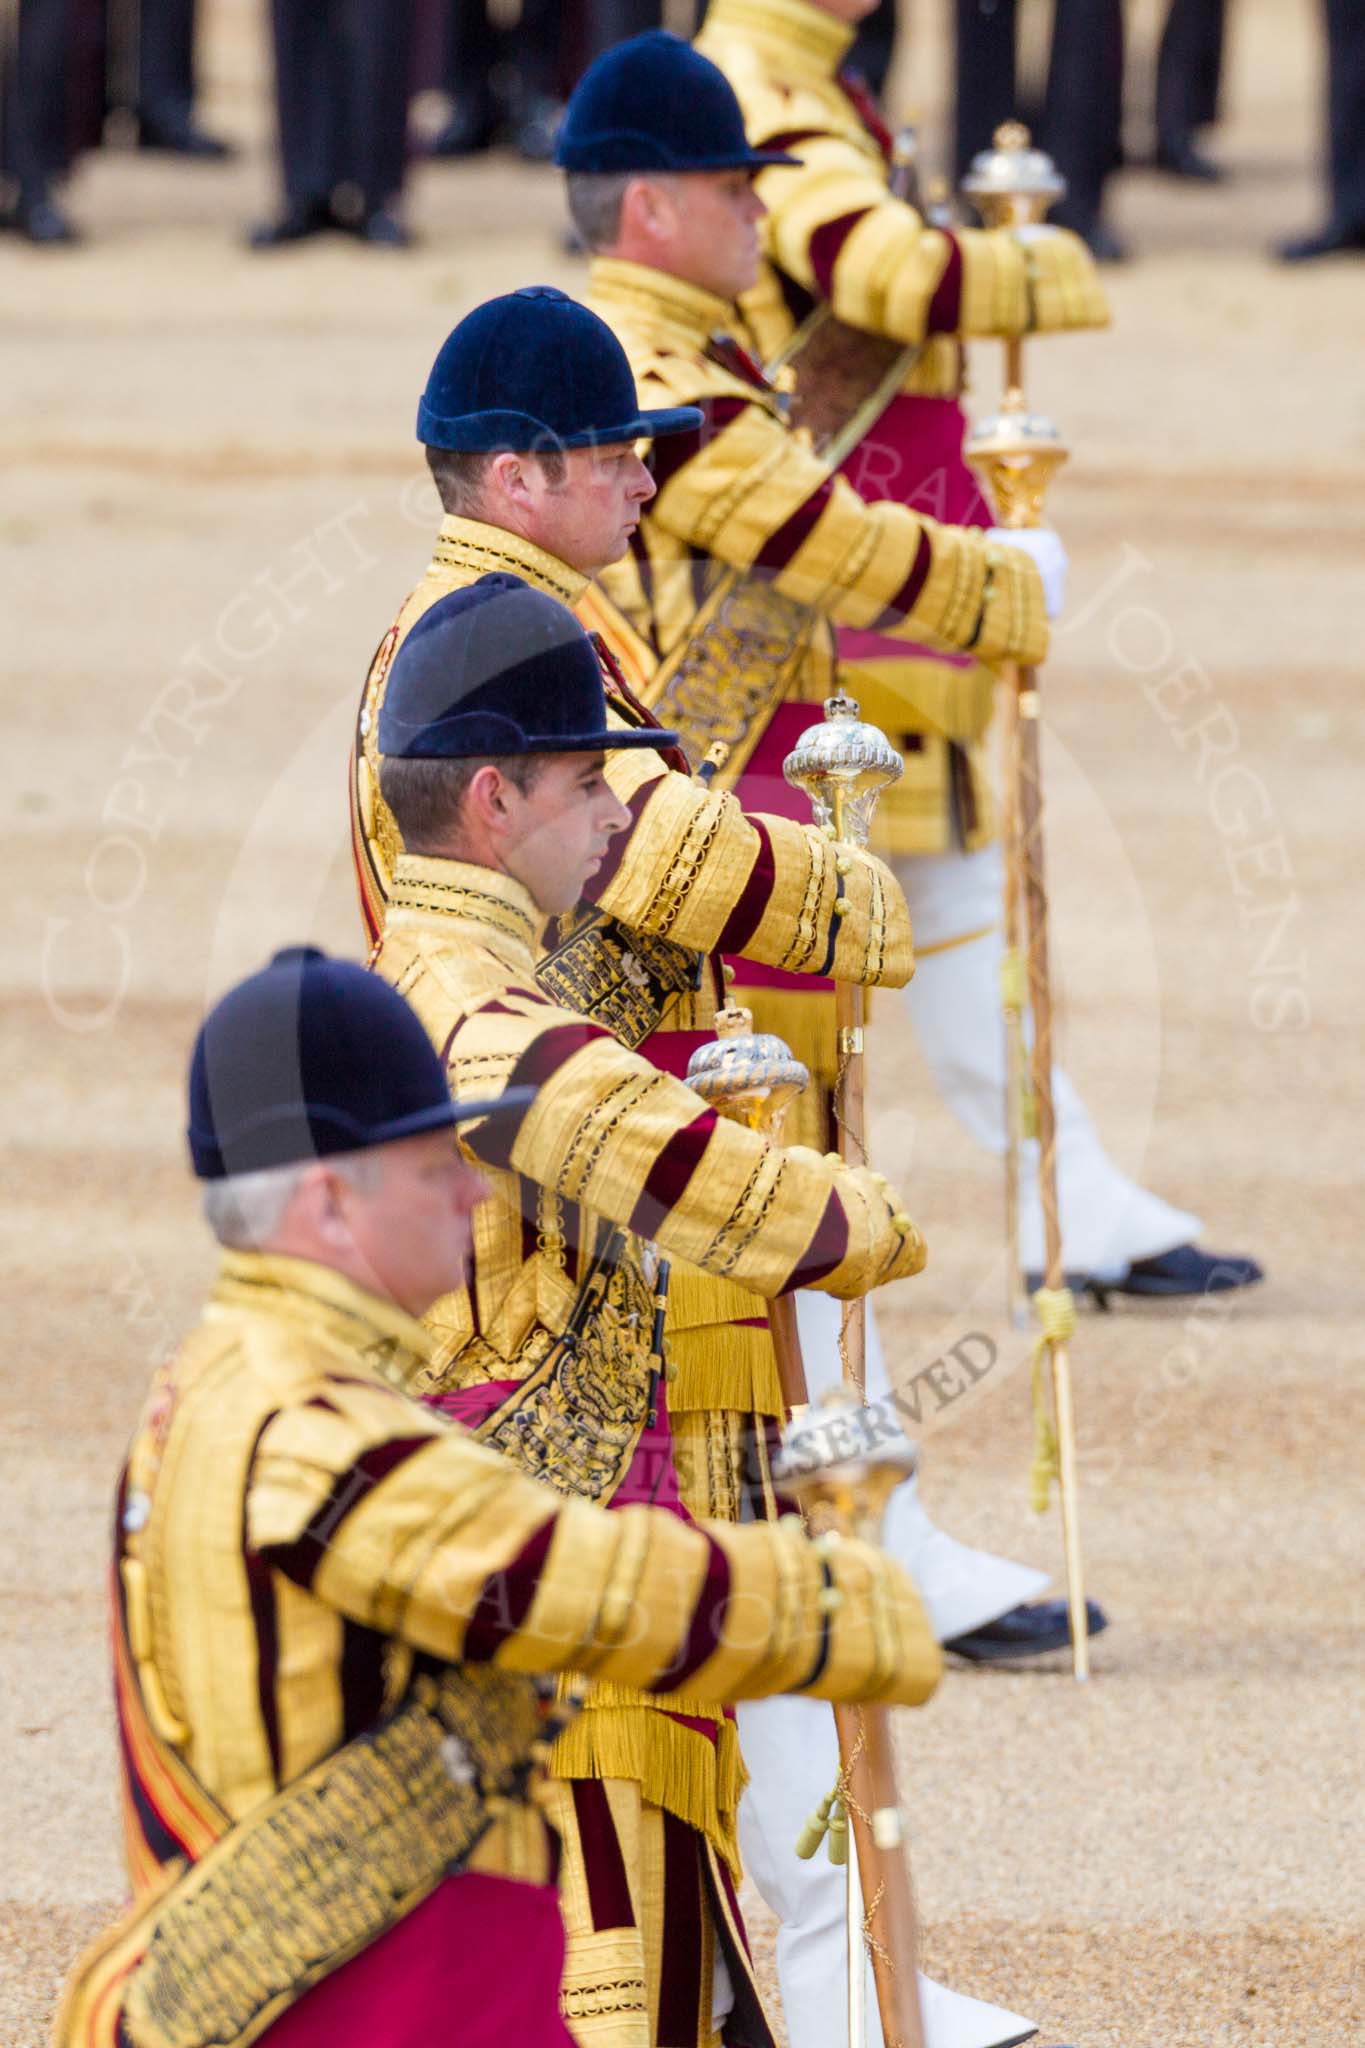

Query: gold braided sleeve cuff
[827,840,914,988]
[674,1520,941,1709]
[967,540,1050,668]
[812,1163,928,1299]
[1022,225,1112,334]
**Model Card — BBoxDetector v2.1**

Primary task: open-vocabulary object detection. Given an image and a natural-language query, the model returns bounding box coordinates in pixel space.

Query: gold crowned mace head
[961,121,1067,227]
[686,1005,810,1137]
[782,694,903,849]
[964,387,1070,531]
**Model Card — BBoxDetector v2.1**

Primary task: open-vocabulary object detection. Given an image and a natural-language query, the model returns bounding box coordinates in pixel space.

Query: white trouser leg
[893,843,1199,1281]
[794,1292,1049,1639]
[736,1695,1037,2048]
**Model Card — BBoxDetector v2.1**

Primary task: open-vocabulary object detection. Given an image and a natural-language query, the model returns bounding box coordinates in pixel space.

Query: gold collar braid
[388,854,544,969]
[430,516,588,608]
[209,1250,436,1394]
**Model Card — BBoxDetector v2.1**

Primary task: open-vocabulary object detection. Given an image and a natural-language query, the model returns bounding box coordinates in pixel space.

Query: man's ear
[306,1162,352,1247]
[488,451,532,506]
[622,174,670,250]
[463,762,518,837]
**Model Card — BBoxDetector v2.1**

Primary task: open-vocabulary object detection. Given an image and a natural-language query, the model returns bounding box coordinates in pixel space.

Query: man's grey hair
[565,169,642,252]
[202,1150,382,1250]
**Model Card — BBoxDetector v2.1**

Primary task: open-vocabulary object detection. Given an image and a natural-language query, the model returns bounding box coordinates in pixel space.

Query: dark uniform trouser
[268,0,415,212]
[954,0,1122,230]
[954,0,1022,180]
[2,0,102,199]
[1042,0,1124,233]
[1323,0,1365,226]
[136,0,195,126]
[1156,0,1226,146]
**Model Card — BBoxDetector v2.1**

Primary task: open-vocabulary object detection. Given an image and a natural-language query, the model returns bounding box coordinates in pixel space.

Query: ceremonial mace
[688,1002,926,2048]
[962,122,1068,1328]
[963,126,1091,1681]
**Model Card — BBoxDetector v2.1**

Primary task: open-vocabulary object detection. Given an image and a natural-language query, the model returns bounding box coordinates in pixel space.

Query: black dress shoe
[350,208,412,249]
[1276,220,1365,263]
[138,116,235,160]
[247,201,332,249]
[1109,1243,1263,1298]
[1025,1242,1263,1306]
[7,193,79,244]
[1155,136,1224,182]
[1082,220,1129,264]
[944,1598,1108,1665]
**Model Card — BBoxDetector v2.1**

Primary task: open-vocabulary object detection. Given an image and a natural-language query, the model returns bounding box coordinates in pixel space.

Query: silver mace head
[774,1386,917,1540]
[782,694,903,849]
[686,1004,810,1138]
[961,120,1066,227]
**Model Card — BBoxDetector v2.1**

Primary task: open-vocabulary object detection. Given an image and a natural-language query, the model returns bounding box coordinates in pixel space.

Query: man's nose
[629,452,656,504]
[600,790,633,837]
[746,188,768,223]
[453,1163,490,1215]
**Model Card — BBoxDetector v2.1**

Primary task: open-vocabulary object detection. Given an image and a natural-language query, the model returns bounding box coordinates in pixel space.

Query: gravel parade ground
[3,3,1362,2043]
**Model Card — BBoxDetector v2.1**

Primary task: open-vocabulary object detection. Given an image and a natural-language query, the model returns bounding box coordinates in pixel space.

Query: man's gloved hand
[987,525,1068,620]
[1013,221,1111,331]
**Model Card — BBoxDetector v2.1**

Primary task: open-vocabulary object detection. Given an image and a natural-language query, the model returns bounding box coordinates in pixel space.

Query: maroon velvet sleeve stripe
[583,778,654,900]
[460,1518,557,1661]
[646,1532,733,1690]
[627,1110,718,1238]
[648,396,752,496]
[466,1019,613,1169]
[259,1435,435,1591]
[751,482,834,576]
[758,127,826,154]
[870,527,934,629]
[783,1187,850,1291]
[924,231,964,333]
[715,816,777,956]
[808,205,876,299]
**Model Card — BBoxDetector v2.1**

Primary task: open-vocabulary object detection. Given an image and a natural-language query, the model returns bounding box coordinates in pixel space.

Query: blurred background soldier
[0,0,104,242]
[251,0,417,246]
[954,0,1127,259]
[428,0,665,163]
[1277,0,1365,258]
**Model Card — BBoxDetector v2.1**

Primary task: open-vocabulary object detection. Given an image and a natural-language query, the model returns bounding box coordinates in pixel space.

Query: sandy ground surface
[3,2,1363,2044]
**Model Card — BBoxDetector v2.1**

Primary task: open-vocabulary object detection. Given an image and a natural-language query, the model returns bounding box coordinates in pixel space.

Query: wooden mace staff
[962,127,1092,1681]
[688,991,926,2048]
